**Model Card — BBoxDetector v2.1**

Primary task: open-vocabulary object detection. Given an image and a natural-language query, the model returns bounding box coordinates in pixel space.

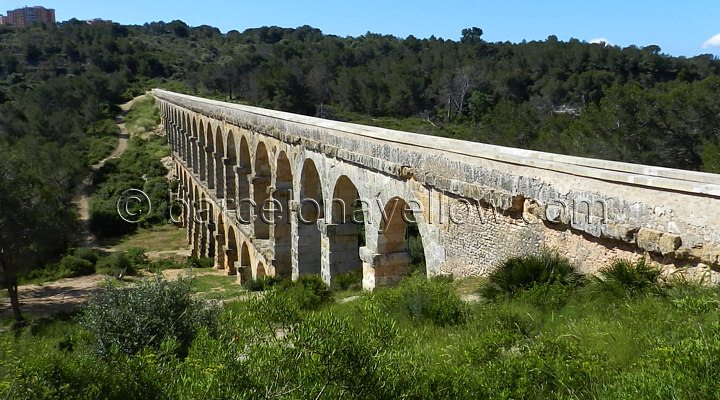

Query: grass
[125,94,161,140]
[101,225,188,253]
[5,254,720,398]
[192,272,248,301]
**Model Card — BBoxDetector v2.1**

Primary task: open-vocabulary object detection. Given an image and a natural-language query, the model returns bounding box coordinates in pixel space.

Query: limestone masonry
[155,89,720,289]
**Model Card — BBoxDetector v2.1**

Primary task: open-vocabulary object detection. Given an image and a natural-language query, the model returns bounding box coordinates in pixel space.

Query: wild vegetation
[3,254,720,399]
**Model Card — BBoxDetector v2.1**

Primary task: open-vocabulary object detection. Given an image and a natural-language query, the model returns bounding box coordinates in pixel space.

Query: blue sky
[7,0,720,57]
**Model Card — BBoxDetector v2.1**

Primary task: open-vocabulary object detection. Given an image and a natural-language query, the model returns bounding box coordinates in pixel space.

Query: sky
[4,0,720,58]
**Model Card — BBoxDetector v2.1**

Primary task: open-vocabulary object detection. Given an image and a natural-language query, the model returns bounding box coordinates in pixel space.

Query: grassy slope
[2,274,720,398]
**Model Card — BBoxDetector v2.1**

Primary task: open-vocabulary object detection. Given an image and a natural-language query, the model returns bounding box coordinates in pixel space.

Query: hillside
[1,20,720,172]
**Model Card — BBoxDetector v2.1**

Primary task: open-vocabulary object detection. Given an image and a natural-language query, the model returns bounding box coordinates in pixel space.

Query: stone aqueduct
[155,89,720,289]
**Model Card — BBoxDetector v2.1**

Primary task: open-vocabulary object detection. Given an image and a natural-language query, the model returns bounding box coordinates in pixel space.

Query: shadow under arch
[329,175,363,283]
[298,158,323,276]
[274,151,293,278]
[375,196,426,285]
[254,142,271,239]
[238,242,252,283]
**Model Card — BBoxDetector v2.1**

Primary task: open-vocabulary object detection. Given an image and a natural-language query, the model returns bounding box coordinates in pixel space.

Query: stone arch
[226,226,239,275]
[203,199,218,257]
[190,116,199,174]
[215,213,227,269]
[298,158,323,276]
[273,151,293,277]
[199,192,210,257]
[225,130,237,209]
[237,135,252,224]
[329,175,363,282]
[214,127,225,198]
[197,119,206,181]
[205,122,215,189]
[256,261,267,279]
[239,241,252,283]
[253,141,271,239]
[191,186,200,256]
[372,196,426,286]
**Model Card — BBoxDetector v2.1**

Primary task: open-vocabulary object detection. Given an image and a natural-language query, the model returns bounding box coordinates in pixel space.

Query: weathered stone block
[636,228,664,254]
[659,234,682,255]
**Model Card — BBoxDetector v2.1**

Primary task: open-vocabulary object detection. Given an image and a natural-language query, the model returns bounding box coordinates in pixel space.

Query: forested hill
[2,20,720,172]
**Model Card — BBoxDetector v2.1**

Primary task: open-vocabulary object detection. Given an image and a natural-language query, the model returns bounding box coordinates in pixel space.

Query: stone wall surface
[154,89,720,287]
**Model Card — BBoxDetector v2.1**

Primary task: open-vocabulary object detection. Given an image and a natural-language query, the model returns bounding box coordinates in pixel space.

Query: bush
[95,252,135,277]
[242,275,282,292]
[78,277,219,356]
[148,258,184,273]
[277,275,333,310]
[371,276,467,326]
[331,269,362,291]
[481,250,582,299]
[74,247,101,265]
[125,247,149,268]
[187,256,215,269]
[20,254,96,284]
[596,258,662,297]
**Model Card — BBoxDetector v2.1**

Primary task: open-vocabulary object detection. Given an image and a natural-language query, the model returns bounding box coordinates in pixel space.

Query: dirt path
[0,274,107,321]
[74,94,147,247]
[0,94,158,323]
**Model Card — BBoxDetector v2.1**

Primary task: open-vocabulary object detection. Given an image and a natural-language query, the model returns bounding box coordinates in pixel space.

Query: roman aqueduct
[156,89,720,289]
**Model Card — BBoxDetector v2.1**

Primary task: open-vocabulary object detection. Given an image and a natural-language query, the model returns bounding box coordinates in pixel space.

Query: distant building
[5,6,55,27]
[85,18,112,24]
[0,15,8,25]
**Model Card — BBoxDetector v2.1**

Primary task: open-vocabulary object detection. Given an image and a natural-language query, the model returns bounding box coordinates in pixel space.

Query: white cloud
[589,38,612,46]
[702,33,720,49]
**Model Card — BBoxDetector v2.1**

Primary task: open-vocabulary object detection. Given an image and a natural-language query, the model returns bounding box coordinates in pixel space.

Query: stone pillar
[189,137,198,175]
[191,210,200,258]
[272,186,293,278]
[225,248,237,275]
[236,166,252,224]
[207,221,216,261]
[214,153,225,198]
[360,246,411,290]
[224,157,237,210]
[325,222,362,283]
[198,221,208,258]
[198,140,206,181]
[206,146,215,190]
[214,230,225,269]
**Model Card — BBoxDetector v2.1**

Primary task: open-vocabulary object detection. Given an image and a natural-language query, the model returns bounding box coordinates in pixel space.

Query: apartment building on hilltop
[0,6,55,27]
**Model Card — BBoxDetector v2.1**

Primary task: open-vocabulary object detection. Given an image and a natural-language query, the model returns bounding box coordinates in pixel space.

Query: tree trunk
[7,282,22,322]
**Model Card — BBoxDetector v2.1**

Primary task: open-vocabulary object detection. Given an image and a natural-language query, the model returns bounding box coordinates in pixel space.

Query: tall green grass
[4,256,720,399]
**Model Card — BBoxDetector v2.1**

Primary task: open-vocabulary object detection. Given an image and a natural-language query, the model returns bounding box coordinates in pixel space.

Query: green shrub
[481,250,581,298]
[95,252,135,277]
[332,269,362,291]
[74,247,102,265]
[148,258,184,273]
[60,255,96,277]
[242,275,282,292]
[596,258,661,297]
[277,274,333,310]
[187,256,215,269]
[78,277,219,357]
[20,254,96,284]
[371,276,467,326]
[125,247,149,268]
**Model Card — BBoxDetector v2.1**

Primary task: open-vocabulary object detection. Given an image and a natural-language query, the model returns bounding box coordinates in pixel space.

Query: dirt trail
[0,94,155,323]
[0,275,107,321]
[74,94,147,247]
